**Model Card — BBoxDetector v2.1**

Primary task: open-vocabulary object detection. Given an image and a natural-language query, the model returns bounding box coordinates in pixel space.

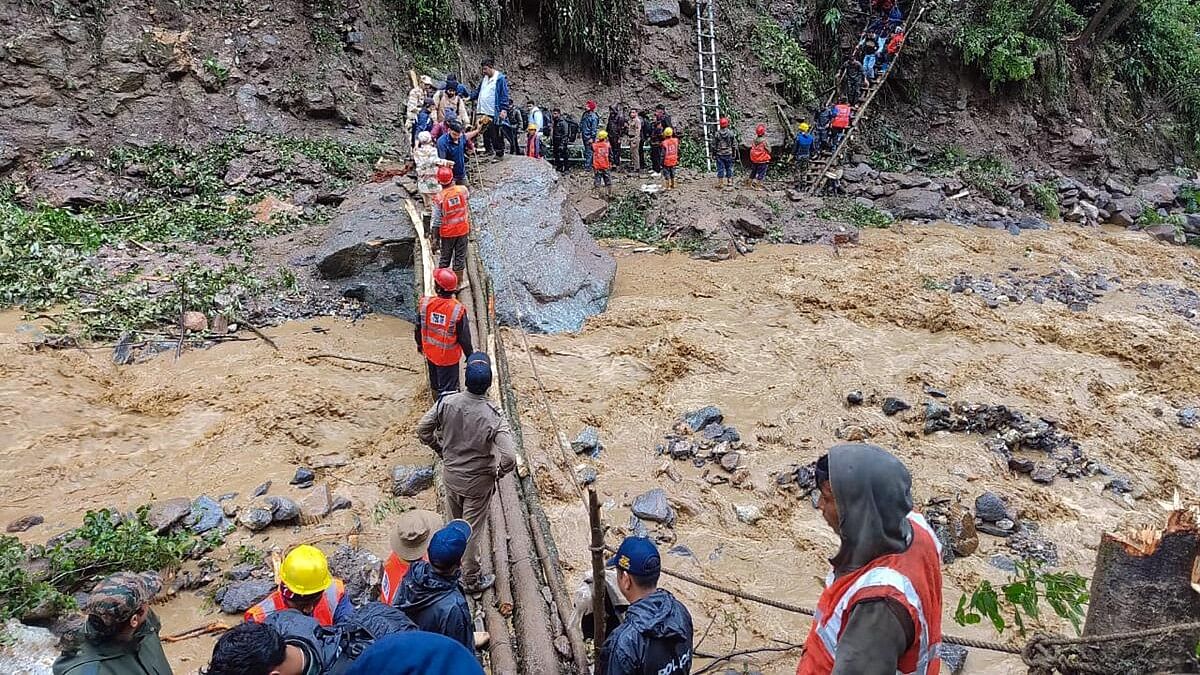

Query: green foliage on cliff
[751,17,822,105]
[539,0,638,79]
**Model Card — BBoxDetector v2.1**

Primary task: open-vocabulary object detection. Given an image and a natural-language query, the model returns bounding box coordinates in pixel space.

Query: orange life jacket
[243,580,346,627]
[832,104,851,129]
[750,141,771,164]
[420,296,465,367]
[797,513,943,675]
[380,552,419,605]
[887,33,906,55]
[434,185,470,238]
[592,141,612,170]
[662,137,680,167]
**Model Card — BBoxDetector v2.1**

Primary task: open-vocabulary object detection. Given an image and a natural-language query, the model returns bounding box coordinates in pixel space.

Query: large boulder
[474,158,616,333]
[643,0,680,26]
[882,188,945,221]
[313,182,417,321]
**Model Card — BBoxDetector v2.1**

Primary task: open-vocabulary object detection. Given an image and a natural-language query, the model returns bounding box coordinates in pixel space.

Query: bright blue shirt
[436,133,467,180]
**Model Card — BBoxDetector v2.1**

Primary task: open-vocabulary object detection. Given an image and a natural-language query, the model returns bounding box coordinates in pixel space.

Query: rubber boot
[671,178,677,190]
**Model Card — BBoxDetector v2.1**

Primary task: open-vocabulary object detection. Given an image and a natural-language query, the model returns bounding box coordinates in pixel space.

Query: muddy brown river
[3,223,1199,673]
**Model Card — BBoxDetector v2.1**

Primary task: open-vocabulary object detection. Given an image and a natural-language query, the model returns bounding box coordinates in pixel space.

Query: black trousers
[427,361,460,396]
[438,234,468,272]
[650,143,663,173]
[485,120,504,158]
[553,143,569,172]
[505,127,519,155]
[610,141,621,167]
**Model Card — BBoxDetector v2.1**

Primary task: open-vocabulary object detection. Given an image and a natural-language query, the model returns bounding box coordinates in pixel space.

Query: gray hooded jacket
[825,444,920,675]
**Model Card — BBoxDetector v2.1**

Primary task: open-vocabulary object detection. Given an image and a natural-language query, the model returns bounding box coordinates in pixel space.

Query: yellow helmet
[663,127,674,137]
[799,122,810,132]
[527,124,537,132]
[598,130,609,140]
[280,545,333,595]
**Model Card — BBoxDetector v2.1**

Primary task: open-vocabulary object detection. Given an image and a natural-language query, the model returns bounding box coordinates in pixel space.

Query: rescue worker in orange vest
[592,130,614,199]
[748,124,772,191]
[660,127,679,191]
[828,98,853,151]
[797,444,943,675]
[380,509,444,605]
[244,545,352,627]
[431,166,470,286]
[415,267,474,396]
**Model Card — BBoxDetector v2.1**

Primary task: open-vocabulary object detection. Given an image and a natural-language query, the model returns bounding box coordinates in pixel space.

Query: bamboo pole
[589,488,607,653]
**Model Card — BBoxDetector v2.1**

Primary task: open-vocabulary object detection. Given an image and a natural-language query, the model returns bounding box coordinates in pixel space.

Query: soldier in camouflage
[53,571,173,675]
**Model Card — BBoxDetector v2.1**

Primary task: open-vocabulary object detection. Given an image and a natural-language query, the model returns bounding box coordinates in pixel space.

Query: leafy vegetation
[650,68,682,97]
[817,198,895,228]
[677,136,709,172]
[924,145,1015,205]
[1029,180,1061,219]
[539,0,637,79]
[955,560,1089,635]
[236,544,265,567]
[589,193,662,242]
[751,17,822,105]
[381,0,455,72]
[951,0,1083,89]
[203,56,230,85]
[372,498,412,525]
[1,507,212,621]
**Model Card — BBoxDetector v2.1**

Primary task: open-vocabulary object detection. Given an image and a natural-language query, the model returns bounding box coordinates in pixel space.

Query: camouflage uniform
[53,572,173,675]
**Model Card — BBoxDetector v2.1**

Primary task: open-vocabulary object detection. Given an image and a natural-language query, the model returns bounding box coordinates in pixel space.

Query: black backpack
[565,115,580,143]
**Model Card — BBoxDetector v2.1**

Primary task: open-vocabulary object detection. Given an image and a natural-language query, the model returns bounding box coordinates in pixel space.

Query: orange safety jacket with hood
[244,580,346,627]
[380,552,427,605]
[797,445,943,675]
[419,296,466,367]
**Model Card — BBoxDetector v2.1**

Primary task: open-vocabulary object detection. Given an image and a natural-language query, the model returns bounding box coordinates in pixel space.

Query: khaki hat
[390,509,444,561]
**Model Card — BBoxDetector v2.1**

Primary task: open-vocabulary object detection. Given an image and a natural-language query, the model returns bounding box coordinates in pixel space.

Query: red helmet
[755,124,766,136]
[718,117,729,128]
[433,267,458,292]
[436,166,454,185]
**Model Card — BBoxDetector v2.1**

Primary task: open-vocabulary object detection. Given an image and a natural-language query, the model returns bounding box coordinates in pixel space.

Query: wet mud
[504,223,1200,674]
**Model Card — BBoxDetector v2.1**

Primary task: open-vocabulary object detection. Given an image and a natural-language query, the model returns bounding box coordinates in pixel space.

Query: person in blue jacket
[345,631,483,675]
[580,100,601,167]
[436,121,480,185]
[469,57,510,162]
[392,520,475,653]
[598,536,693,675]
[794,121,814,167]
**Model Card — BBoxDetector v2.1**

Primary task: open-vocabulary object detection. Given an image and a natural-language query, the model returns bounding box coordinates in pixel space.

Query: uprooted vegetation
[1,132,386,345]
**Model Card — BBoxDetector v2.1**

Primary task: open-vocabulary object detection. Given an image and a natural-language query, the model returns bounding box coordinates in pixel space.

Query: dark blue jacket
[393,561,473,653]
[414,110,433,135]
[436,133,468,180]
[470,72,510,118]
[345,631,483,675]
[598,589,693,675]
[794,131,814,159]
[581,110,600,142]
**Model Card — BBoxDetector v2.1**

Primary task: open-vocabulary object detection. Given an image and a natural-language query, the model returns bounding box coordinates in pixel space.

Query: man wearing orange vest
[380,509,443,605]
[748,124,772,191]
[828,98,853,151]
[660,127,679,191]
[415,267,474,396]
[244,545,352,627]
[431,165,470,286]
[592,130,614,199]
[797,444,943,675]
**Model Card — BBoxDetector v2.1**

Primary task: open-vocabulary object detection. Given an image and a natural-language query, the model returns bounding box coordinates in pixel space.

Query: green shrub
[650,68,681,97]
[590,193,661,242]
[955,560,1088,635]
[751,17,822,105]
[381,0,455,72]
[1029,181,1060,219]
[817,198,895,228]
[950,0,1082,89]
[539,0,637,79]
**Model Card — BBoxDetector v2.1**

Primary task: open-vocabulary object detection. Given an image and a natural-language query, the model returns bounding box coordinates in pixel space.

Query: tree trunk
[1081,509,1200,673]
[1077,0,1118,45]
[1093,0,1141,47]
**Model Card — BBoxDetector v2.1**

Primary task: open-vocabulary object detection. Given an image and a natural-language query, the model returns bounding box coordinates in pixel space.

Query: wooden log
[589,488,607,654]
[1081,508,1200,673]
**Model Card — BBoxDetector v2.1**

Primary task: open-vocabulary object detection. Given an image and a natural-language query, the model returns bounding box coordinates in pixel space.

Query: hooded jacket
[598,588,693,675]
[392,561,473,653]
[344,631,483,675]
[804,443,930,675]
[53,611,172,675]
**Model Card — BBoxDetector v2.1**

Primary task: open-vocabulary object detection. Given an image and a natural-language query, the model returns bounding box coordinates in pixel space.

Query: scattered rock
[309,454,349,469]
[699,422,739,445]
[185,496,226,534]
[391,465,436,496]
[835,423,872,442]
[252,481,271,497]
[923,385,948,398]
[977,520,1017,537]
[938,643,968,674]
[571,426,603,455]
[882,397,911,416]
[326,545,383,607]
[948,268,1116,311]
[575,465,599,486]
[290,467,316,486]
[6,514,44,533]
[631,489,676,526]
[218,580,274,614]
[683,406,723,432]
[643,0,681,26]
[664,438,695,460]
[147,497,192,533]
[181,311,208,332]
[576,197,609,224]
[846,390,864,406]
[730,212,768,238]
[1006,525,1059,566]
[988,553,1018,573]
[974,492,1017,523]
[1146,223,1184,245]
[667,544,694,558]
[264,496,300,523]
[733,504,762,525]
[300,483,332,520]
[1030,464,1057,484]
[1179,407,1199,429]
[227,563,258,581]
[331,495,353,512]
[719,452,741,472]
[882,187,945,221]
[238,507,273,531]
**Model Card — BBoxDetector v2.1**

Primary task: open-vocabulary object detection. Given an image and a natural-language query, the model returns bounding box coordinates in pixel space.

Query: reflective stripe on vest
[798,513,942,675]
[380,553,413,605]
[593,141,612,170]
[420,296,465,366]
[833,105,851,128]
[663,138,679,167]
[437,185,470,238]
[244,591,286,623]
[244,582,344,627]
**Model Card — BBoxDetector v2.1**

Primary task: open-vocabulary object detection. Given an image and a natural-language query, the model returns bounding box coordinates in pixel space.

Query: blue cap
[428,519,471,567]
[606,536,661,576]
[465,352,492,395]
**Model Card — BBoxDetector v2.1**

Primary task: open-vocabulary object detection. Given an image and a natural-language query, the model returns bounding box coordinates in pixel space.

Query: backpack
[565,115,580,143]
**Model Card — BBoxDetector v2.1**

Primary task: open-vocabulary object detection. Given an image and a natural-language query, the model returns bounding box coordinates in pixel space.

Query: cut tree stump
[1081,508,1200,673]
